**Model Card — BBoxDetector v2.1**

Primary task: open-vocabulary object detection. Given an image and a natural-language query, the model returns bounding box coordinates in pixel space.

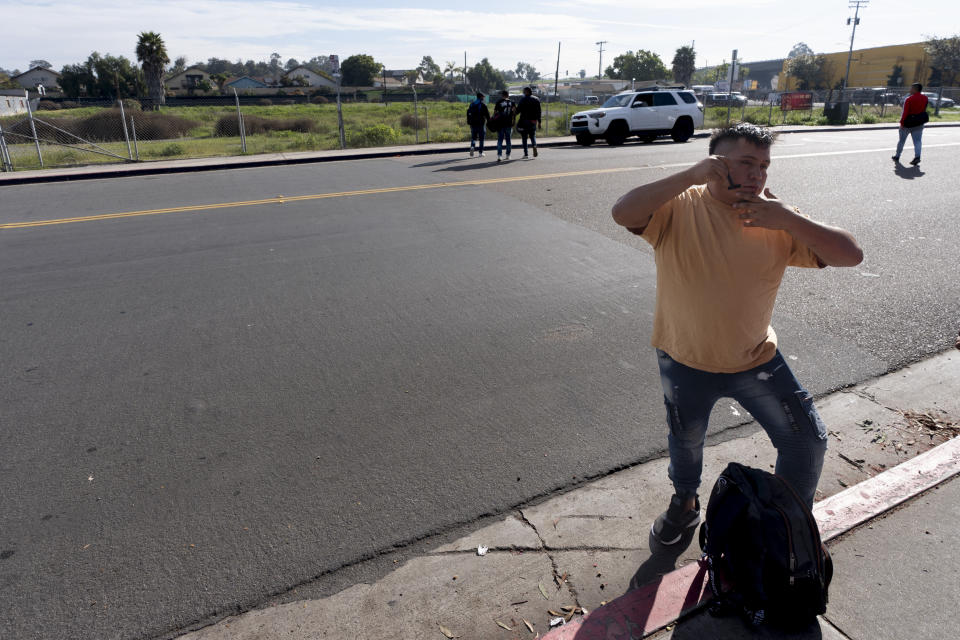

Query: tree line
[3,34,957,101]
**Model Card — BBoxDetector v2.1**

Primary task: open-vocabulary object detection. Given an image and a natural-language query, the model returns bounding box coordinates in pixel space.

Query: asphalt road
[1,128,959,639]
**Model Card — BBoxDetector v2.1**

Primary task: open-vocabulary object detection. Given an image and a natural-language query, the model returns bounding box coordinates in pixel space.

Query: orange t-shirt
[640,185,823,373]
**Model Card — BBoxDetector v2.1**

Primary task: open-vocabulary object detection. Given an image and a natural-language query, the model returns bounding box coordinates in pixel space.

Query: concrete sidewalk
[3,122,958,186]
[173,348,960,639]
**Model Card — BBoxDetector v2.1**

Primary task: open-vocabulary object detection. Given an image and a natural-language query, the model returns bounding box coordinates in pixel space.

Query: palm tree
[136,31,170,109]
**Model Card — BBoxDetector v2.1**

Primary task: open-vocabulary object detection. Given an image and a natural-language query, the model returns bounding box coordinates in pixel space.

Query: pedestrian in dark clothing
[893,83,928,166]
[466,92,490,157]
[492,90,516,162]
[516,86,541,159]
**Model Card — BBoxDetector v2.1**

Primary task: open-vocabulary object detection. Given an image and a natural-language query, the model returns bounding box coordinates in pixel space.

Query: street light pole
[842,0,869,95]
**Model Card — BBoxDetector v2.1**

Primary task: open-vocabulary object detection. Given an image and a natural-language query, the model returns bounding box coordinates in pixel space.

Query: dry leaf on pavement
[538,581,549,599]
[438,623,459,638]
[524,619,535,632]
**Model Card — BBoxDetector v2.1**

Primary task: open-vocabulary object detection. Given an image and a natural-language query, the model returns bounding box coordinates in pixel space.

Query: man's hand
[732,188,796,230]
[734,188,863,267]
[687,155,732,186]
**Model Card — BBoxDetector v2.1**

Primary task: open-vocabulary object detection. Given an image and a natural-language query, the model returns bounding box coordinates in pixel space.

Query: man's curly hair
[708,122,778,155]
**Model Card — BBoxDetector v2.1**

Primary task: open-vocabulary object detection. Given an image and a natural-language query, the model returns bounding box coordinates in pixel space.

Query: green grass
[3,101,957,171]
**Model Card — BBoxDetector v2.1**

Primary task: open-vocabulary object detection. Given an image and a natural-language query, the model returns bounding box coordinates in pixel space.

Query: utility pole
[842,0,869,94]
[554,41,561,98]
[596,41,607,78]
[464,51,468,91]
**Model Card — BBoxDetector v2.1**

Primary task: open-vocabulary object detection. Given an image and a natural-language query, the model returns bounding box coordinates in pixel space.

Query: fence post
[545,93,549,137]
[233,89,247,153]
[0,124,12,171]
[423,103,429,142]
[130,116,140,161]
[118,99,133,160]
[25,90,43,168]
[413,86,419,144]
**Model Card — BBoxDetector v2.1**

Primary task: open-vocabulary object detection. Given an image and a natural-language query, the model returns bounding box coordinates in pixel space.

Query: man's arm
[733,188,863,267]
[611,156,730,230]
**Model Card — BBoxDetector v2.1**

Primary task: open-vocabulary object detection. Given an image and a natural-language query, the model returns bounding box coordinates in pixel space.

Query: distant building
[376,69,424,87]
[12,66,61,92]
[283,66,337,88]
[778,42,931,91]
[224,76,269,90]
[164,67,212,92]
[739,59,785,92]
[0,90,31,116]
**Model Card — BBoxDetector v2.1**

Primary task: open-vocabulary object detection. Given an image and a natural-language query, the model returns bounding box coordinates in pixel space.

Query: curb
[3,122,957,186]
[541,434,960,639]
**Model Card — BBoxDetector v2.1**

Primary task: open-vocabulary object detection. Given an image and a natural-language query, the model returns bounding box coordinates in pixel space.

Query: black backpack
[699,463,833,628]
[466,101,481,126]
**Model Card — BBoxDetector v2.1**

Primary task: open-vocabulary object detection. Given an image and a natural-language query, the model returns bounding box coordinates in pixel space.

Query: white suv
[569,87,704,146]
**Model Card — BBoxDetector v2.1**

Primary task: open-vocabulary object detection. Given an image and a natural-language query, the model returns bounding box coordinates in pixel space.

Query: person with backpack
[515,86,541,159]
[610,123,863,546]
[892,82,928,166]
[466,92,490,158]
[491,90,516,162]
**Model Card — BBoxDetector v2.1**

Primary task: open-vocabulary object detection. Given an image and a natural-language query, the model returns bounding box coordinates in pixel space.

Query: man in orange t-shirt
[893,82,928,166]
[612,123,863,546]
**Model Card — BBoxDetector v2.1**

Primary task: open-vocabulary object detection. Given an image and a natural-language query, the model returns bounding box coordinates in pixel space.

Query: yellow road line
[0,167,641,230]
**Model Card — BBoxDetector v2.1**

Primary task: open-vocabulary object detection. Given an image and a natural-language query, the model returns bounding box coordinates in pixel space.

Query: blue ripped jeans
[657,349,827,508]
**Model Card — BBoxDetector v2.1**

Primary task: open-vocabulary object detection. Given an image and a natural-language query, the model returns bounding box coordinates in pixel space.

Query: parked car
[583,95,600,105]
[705,92,748,107]
[900,92,956,109]
[568,87,704,146]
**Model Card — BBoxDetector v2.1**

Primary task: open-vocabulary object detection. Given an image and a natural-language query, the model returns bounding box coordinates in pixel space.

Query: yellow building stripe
[0,167,641,230]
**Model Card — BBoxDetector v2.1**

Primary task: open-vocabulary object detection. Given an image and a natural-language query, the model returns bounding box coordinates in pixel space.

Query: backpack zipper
[772,504,797,583]
[774,475,824,576]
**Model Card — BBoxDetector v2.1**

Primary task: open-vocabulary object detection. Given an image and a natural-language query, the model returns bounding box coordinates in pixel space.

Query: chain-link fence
[2,86,956,172]
[0,91,593,172]
[703,86,960,128]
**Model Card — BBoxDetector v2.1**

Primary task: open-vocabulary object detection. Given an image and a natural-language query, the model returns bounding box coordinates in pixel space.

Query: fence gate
[0,96,135,172]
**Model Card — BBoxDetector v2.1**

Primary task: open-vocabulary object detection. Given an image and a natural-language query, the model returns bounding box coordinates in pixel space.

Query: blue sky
[2,0,956,75]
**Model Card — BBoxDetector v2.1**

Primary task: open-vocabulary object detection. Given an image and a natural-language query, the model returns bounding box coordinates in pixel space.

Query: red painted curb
[543,436,960,639]
[543,561,710,639]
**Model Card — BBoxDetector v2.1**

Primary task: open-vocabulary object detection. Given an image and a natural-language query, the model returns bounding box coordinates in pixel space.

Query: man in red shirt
[893,82,929,166]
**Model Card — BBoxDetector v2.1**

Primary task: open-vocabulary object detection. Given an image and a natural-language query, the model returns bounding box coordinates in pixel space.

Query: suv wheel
[671,117,694,143]
[605,121,628,146]
[576,132,594,146]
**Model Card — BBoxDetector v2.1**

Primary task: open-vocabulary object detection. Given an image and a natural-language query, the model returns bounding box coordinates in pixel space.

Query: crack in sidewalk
[516,509,583,610]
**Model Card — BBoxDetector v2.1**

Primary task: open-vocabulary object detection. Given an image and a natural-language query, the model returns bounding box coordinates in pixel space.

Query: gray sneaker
[650,495,701,545]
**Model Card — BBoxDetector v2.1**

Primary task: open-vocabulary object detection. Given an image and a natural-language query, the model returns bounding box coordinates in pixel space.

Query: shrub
[213,114,319,136]
[60,101,80,109]
[154,143,185,157]
[310,95,329,104]
[37,100,61,110]
[399,113,425,130]
[257,98,273,106]
[348,124,398,147]
[120,98,142,112]
[10,110,199,142]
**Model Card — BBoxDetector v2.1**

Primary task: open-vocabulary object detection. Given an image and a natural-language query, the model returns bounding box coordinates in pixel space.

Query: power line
[596,41,607,79]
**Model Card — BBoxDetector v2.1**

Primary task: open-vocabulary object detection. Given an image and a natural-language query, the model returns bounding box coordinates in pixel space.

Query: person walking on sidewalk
[516,86,541,159]
[492,90,516,162]
[466,92,490,157]
[611,123,863,546]
[893,83,928,166]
